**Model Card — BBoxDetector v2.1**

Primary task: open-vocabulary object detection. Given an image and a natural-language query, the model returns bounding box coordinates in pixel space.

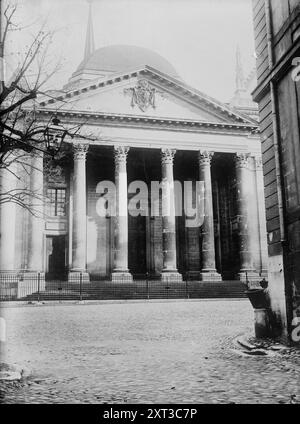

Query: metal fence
[0,272,247,301]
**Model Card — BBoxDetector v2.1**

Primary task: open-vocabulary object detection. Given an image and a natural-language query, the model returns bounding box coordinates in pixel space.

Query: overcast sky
[7,0,256,102]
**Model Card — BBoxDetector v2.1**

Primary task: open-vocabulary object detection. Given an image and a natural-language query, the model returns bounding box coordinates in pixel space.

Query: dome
[75,45,180,79]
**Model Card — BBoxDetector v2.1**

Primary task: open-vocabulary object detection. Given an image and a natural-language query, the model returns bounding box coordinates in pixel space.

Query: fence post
[37,272,40,303]
[80,272,82,302]
[185,274,189,299]
[58,280,62,303]
[246,271,249,288]
[146,273,150,300]
[166,277,170,299]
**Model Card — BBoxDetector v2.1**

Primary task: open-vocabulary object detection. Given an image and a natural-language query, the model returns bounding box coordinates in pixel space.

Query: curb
[0,298,249,308]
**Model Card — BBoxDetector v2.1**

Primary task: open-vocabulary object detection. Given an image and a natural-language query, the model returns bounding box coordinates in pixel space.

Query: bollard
[245,286,271,338]
[254,308,270,338]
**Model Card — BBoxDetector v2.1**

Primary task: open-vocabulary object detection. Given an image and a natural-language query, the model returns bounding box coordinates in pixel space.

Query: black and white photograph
[0,0,300,410]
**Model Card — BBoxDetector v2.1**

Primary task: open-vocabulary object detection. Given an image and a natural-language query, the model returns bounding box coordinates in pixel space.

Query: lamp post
[1,116,69,159]
[43,117,68,156]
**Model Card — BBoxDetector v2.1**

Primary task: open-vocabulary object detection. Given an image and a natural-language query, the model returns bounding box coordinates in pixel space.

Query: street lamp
[1,116,75,158]
[43,117,68,156]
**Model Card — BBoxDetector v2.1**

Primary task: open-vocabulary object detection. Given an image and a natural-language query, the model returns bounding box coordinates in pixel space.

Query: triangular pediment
[39,66,255,125]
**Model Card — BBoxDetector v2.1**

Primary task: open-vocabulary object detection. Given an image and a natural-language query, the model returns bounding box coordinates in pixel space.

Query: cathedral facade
[0,7,268,296]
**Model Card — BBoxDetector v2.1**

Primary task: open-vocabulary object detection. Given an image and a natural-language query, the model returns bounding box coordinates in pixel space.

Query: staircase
[23,280,247,301]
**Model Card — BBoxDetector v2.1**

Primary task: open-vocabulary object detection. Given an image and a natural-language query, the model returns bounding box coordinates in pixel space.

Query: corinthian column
[160,149,182,282]
[112,146,132,282]
[199,151,221,281]
[23,151,45,288]
[235,153,259,283]
[68,143,90,283]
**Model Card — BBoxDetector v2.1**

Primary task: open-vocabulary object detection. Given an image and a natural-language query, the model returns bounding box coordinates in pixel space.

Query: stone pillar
[160,149,182,282]
[0,159,18,283]
[199,151,221,281]
[23,152,45,288]
[112,146,132,282]
[68,143,90,283]
[235,153,259,283]
[254,156,268,277]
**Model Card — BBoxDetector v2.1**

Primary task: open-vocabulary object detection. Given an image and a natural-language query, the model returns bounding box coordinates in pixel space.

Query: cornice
[35,108,258,136]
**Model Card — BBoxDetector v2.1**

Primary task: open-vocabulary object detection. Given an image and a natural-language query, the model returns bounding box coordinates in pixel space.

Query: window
[46,188,66,217]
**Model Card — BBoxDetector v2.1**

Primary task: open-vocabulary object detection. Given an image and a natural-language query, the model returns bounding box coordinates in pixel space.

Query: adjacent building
[252,0,300,341]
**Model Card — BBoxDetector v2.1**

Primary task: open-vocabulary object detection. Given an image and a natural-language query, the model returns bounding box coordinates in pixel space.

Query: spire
[235,45,245,93]
[83,0,95,63]
[229,45,253,109]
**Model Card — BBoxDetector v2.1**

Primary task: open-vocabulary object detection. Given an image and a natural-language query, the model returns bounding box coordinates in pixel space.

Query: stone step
[22,280,247,301]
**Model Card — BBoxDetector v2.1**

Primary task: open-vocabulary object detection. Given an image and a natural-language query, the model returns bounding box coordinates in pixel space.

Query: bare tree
[0,2,73,212]
[0,2,97,212]
[0,2,65,165]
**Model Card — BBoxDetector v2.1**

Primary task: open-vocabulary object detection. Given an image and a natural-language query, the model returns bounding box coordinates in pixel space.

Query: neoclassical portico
[1,147,266,286]
[0,28,269,295]
[58,134,266,284]
[0,1,271,302]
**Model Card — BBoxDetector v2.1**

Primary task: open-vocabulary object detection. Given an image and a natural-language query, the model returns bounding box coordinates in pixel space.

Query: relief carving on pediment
[124,79,165,112]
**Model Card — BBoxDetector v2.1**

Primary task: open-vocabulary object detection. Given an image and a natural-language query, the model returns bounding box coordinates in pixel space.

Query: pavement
[0,299,299,404]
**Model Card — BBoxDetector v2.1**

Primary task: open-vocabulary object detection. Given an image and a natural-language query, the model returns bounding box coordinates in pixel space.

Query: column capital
[161,149,176,165]
[254,155,263,170]
[73,143,89,160]
[199,151,214,166]
[114,146,130,164]
[235,152,250,168]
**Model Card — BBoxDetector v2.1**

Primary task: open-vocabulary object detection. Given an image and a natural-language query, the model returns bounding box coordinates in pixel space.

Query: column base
[68,271,90,284]
[238,271,261,288]
[111,272,133,283]
[199,270,222,281]
[161,271,182,282]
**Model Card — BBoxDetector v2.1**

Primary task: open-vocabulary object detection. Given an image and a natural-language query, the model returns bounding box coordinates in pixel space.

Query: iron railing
[0,273,247,301]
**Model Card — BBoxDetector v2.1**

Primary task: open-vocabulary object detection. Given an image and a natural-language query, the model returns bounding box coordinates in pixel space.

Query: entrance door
[45,235,67,280]
[128,214,147,278]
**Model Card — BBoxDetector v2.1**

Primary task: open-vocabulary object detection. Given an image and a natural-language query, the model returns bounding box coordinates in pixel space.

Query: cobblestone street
[1,299,300,404]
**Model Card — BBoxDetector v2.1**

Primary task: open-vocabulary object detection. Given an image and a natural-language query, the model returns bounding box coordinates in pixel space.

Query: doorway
[45,235,67,280]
